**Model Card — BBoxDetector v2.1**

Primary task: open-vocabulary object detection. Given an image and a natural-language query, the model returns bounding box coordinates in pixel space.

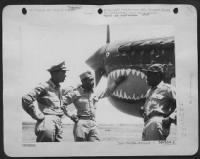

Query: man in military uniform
[62,71,127,142]
[142,64,176,141]
[22,61,68,142]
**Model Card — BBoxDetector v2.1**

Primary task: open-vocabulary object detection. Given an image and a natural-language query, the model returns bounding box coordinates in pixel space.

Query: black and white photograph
[3,4,198,157]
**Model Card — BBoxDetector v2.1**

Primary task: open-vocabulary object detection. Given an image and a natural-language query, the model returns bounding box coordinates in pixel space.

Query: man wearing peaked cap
[62,70,128,142]
[141,63,176,141]
[47,61,68,72]
[22,61,68,142]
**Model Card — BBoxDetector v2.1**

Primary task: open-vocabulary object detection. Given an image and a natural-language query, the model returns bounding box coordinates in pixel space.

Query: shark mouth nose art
[107,68,147,101]
[86,33,175,117]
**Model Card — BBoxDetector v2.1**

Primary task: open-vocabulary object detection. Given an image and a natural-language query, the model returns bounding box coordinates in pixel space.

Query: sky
[3,5,175,124]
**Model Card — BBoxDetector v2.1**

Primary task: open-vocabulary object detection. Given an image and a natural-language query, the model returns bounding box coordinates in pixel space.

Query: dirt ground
[22,122,176,143]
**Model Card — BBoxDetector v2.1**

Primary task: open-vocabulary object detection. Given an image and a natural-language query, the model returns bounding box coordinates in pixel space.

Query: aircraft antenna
[106,25,110,44]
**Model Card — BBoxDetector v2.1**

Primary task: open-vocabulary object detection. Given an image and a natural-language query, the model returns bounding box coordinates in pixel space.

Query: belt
[43,114,63,118]
[78,115,94,120]
[43,108,64,116]
[144,111,166,122]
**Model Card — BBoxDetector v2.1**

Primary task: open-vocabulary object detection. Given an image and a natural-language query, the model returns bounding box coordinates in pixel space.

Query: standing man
[62,71,127,142]
[22,61,68,142]
[142,64,176,141]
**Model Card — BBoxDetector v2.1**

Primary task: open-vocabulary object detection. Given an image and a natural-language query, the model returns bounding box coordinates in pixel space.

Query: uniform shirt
[144,81,176,119]
[63,85,113,120]
[22,79,64,118]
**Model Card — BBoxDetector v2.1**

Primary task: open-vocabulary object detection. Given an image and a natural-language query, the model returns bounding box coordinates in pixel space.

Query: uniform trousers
[35,115,63,142]
[142,116,170,141]
[73,119,100,142]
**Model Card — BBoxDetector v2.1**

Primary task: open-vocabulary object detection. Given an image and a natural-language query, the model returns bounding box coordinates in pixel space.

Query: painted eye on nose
[131,51,135,56]
[106,52,110,57]
[121,52,127,56]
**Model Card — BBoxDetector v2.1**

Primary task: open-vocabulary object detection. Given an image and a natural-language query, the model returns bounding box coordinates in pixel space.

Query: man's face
[146,71,162,87]
[54,70,66,83]
[81,77,94,91]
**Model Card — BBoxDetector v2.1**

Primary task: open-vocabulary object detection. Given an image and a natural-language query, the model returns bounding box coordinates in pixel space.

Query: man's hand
[26,104,45,121]
[70,114,79,123]
[36,112,45,122]
[115,75,128,85]
[162,117,173,128]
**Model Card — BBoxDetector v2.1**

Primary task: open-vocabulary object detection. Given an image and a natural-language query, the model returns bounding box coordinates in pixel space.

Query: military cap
[145,64,166,73]
[47,61,68,72]
[80,71,93,80]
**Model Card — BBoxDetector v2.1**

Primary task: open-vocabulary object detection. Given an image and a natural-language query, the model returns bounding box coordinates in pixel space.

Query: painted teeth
[141,94,145,98]
[141,72,145,79]
[124,92,128,99]
[113,71,116,78]
[109,68,147,100]
[116,70,120,77]
[109,68,147,80]
[126,69,131,75]
[136,71,140,76]
[116,90,119,97]
[119,89,123,98]
[131,70,136,75]
[121,69,125,75]
[127,95,132,100]
[112,91,146,100]
[135,96,140,100]
[132,94,136,99]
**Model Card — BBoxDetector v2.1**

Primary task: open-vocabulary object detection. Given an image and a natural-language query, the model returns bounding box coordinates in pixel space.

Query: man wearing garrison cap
[141,63,176,141]
[22,61,68,142]
[62,70,127,142]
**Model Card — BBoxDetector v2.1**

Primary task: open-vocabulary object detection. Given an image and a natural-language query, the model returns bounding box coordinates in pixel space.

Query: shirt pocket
[51,99,61,108]
[47,94,60,107]
[149,94,165,106]
[151,94,164,100]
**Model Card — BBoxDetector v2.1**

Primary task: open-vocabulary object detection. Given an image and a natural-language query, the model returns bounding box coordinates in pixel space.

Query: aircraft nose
[118,43,132,52]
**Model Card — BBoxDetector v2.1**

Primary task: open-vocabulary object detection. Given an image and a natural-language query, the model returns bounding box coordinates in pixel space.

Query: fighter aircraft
[86,25,175,117]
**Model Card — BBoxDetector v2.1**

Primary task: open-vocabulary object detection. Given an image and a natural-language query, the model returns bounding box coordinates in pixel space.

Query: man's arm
[62,87,79,107]
[22,84,46,121]
[62,88,79,123]
[168,85,176,124]
[62,106,79,123]
[169,108,177,124]
[162,86,177,127]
